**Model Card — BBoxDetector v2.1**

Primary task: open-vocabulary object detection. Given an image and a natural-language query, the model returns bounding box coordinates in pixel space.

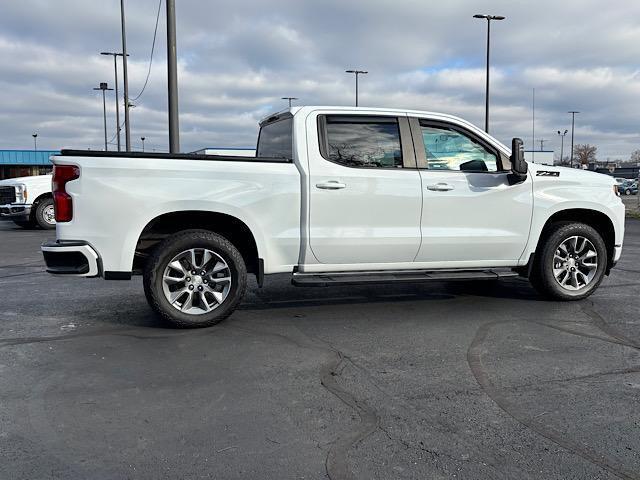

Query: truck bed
[60,149,292,163]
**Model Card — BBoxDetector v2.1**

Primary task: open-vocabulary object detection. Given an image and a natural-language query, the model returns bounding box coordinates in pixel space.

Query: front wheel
[625,189,632,196]
[35,197,56,229]
[530,222,607,300]
[143,230,247,328]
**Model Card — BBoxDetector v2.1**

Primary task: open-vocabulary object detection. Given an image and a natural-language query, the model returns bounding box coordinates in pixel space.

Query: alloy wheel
[552,235,598,291]
[161,248,232,315]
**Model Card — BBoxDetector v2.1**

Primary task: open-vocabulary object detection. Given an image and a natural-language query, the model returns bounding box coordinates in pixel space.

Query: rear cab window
[257,116,293,159]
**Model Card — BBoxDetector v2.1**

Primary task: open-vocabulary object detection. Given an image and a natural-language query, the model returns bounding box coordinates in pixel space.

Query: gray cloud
[0,0,639,159]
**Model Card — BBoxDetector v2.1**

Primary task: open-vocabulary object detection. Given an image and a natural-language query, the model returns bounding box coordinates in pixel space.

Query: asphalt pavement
[1,219,639,479]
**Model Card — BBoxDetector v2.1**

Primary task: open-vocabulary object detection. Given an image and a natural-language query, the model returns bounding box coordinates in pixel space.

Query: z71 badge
[536,171,560,177]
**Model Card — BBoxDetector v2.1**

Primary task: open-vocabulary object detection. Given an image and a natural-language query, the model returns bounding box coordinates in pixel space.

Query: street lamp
[93,82,114,151]
[32,133,38,152]
[557,129,568,165]
[281,97,298,108]
[345,69,368,107]
[141,136,146,152]
[473,14,505,133]
[101,51,129,151]
[568,111,579,168]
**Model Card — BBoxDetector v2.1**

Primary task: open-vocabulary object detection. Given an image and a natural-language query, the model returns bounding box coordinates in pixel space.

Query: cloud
[0,0,639,159]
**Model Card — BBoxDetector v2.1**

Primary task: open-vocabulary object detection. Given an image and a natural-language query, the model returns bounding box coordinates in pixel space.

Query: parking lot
[1,219,639,480]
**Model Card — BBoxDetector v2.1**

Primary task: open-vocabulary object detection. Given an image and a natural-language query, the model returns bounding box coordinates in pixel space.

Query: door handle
[426,182,454,192]
[316,181,346,190]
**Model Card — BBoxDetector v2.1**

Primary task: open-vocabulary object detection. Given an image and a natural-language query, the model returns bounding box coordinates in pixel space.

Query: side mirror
[508,138,528,185]
[510,138,528,175]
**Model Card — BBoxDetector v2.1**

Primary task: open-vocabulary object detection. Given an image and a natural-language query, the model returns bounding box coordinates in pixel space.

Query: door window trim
[317,114,417,169]
[409,117,509,172]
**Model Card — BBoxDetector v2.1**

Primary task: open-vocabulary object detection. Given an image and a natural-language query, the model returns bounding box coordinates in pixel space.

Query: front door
[411,118,533,265]
[306,113,423,265]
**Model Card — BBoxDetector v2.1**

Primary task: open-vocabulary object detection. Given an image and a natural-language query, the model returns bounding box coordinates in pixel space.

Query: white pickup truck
[41,106,625,328]
[0,174,56,229]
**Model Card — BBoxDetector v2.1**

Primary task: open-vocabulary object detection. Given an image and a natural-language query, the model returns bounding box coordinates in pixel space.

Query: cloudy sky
[1,0,639,160]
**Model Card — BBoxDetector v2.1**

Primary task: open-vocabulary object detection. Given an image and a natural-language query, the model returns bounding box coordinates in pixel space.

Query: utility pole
[557,129,568,165]
[281,97,298,108]
[345,70,368,107]
[473,14,505,133]
[32,133,38,152]
[120,0,131,151]
[141,136,146,152]
[101,52,128,151]
[94,82,114,151]
[167,0,180,153]
[568,111,579,168]
[539,139,547,151]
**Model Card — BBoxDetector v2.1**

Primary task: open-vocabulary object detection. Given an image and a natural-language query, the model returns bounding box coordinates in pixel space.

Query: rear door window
[322,116,403,168]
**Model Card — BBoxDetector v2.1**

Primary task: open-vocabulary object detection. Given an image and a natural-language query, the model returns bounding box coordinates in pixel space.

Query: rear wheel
[530,222,607,300]
[143,229,247,328]
[35,197,56,229]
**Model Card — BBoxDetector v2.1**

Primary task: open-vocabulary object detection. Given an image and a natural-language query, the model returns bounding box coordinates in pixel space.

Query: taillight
[52,164,80,222]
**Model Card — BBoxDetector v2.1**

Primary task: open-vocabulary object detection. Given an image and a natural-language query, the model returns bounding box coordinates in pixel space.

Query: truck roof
[259,106,472,128]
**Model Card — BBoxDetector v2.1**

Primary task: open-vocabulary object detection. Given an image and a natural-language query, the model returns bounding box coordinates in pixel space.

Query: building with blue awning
[0,150,59,180]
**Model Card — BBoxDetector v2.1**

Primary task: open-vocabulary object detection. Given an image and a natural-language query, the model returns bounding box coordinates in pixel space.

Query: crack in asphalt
[226,321,379,480]
[0,269,46,279]
[580,300,640,350]
[467,318,640,480]
[509,365,640,390]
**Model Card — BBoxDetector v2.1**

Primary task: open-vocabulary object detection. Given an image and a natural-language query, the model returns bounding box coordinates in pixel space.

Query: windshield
[256,117,293,159]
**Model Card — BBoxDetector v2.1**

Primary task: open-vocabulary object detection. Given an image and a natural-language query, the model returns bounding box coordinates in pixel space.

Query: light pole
[141,136,146,152]
[100,52,128,151]
[557,129,568,165]
[167,0,180,153]
[94,82,113,151]
[345,70,368,107]
[473,14,505,133]
[539,139,547,151]
[281,97,298,108]
[119,0,131,151]
[568,111,579,168]
[32,133,38,152]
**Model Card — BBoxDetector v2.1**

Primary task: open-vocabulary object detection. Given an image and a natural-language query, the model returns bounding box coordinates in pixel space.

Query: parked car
[619,180,637,195]
[0,174,55,229]
[41,106,625,328]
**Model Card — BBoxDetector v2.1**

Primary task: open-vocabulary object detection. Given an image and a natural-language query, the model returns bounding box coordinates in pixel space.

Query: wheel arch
[30,192,53,219]
[535,208,615,272]
[134,210,261,280]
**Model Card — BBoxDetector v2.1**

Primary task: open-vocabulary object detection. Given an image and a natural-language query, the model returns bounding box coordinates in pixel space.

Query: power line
[108,120,126,144]
[131,0,163,103]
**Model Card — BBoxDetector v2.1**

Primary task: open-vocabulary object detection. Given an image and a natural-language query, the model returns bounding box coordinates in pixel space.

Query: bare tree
[630,149,640,164]
[573,144,597,166]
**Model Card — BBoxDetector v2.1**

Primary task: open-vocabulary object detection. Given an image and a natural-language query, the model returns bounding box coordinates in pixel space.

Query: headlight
[613,185,620,197]
[15,184,27,203]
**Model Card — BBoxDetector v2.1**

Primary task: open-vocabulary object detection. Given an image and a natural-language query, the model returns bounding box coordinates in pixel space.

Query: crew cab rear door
[410,117,533,265]
[305,111,422,265]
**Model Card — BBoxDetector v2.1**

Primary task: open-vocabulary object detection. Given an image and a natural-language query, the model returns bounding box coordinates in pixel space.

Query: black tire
[35,197,56,230]
[143,229,247,328]
[12,219,35,229]
[529,222,607,300]
[625,189,631,196]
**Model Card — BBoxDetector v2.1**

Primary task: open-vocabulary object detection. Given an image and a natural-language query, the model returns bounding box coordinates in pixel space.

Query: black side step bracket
[291,269,519,287]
